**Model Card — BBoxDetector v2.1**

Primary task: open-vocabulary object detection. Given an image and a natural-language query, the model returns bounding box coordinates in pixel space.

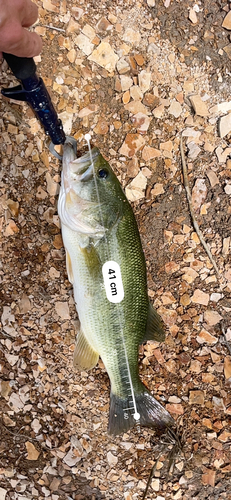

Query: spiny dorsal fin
[142,301,165,343]
[73,329,99,370]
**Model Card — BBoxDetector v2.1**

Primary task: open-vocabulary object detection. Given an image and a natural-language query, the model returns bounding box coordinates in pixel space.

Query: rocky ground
[0,0,231,499]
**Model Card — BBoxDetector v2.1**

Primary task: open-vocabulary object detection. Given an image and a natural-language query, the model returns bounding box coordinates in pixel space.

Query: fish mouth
[60,142,105,236]
[66,144,100,182]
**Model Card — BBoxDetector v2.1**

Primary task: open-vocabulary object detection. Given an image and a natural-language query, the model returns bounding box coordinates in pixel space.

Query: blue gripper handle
[1,53,66,145]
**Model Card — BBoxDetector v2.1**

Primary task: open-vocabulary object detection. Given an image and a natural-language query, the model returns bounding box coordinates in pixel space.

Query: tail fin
[108,387,175,435]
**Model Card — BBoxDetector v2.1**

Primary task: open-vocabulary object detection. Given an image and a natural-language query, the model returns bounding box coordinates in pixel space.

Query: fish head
[58,141,125,237]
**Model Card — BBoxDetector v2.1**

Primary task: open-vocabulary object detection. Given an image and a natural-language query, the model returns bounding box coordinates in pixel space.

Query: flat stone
[190,360,201,374]
[197,329,217,344]
[96,17,113,33]
[88,42,119,72]
[225,268,231,281]
[191,178,207,213]
[125,171,147,201]
[82,24,96,41]
[187,141,201,159]
[168,100,182,118]
[49,267,60,279]
[58,111,73,135]
[204,310,222,326]
[25,442,40,461]
[0,488,7,500]
[43,0,58,12]
[182,127,201,140]
[189,95,209,117]
[151,478,160,491]
[0,380,12,398]
[107,451,118,466]
[124,100,149,115]
[78,104,99,118]
[116,57,130,74]
[122,90,130,104]
[212,397,226,411]
[75,33,94,56]
[132,112,151,133]
[142,145,161,161]
[191,289,209,305]
[182,267,198,283]
[130,85,143,101]
[55,302,70,320]
[151,183,165,196]
[31,418,42,433]
[123,28,141,45]
[224,184,231,195]
[147,42,161,55]
[67,48,76,63]
[215,146,231,163]
[218,113,231,138]
[93,118,109,135]
[7,199,19,217]
[189,390,204,405]
[224,356,231,379]
[222,11,231,29]
[120,75,133,91]
[138,70,151,93]
[46,172,59,196]
[189,8,198,24]
[63,448,82,467]
[18,294,31,314]
[143,93,159,108]
[218,430,231,442]
[134,54,145,65]
[160,140,173,152]
[202,470,216,487]
[180,293,191,306]
[127,157,139,178]
[166,403,184,415]
[67,17,80,34]
[222,237,230,256]
[164,261,180,274]
[119,133,145,157]
[210,100,231,114]
[206,170,219,187]
[210,292,223,302]
[153,104,165,118]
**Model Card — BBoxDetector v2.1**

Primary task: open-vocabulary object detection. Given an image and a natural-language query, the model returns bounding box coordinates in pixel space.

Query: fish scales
[58,141,174,435]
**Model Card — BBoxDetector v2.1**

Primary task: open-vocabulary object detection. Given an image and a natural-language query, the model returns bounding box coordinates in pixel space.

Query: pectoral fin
[66,249,74,284]
[73,329,99,370]
[142,302,165,343]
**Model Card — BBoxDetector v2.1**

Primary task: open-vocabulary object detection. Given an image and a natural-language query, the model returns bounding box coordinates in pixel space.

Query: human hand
[0,0,42,58]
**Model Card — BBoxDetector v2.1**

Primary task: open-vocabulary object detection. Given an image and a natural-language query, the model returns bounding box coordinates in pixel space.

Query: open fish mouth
[67,145,100,182]
[59,143,105,236]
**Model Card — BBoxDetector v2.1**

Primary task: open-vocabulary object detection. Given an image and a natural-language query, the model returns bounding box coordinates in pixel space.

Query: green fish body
[58,142,174,435]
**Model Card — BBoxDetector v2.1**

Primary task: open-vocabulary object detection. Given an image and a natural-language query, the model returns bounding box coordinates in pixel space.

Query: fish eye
[98,168,109,179]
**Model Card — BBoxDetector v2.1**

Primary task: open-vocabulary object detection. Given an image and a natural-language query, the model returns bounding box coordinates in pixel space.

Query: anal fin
[142,301,165,343]
[73,329,99,370]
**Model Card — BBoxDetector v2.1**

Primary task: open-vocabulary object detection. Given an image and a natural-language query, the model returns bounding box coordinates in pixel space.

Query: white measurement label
[102,261,124,304]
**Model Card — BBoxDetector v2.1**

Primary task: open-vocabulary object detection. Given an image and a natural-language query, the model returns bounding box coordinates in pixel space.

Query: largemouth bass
[58,140,174,435]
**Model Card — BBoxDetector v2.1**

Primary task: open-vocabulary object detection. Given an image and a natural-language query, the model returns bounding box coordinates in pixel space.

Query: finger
[16,0,39,28]
[2,24,42,58]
